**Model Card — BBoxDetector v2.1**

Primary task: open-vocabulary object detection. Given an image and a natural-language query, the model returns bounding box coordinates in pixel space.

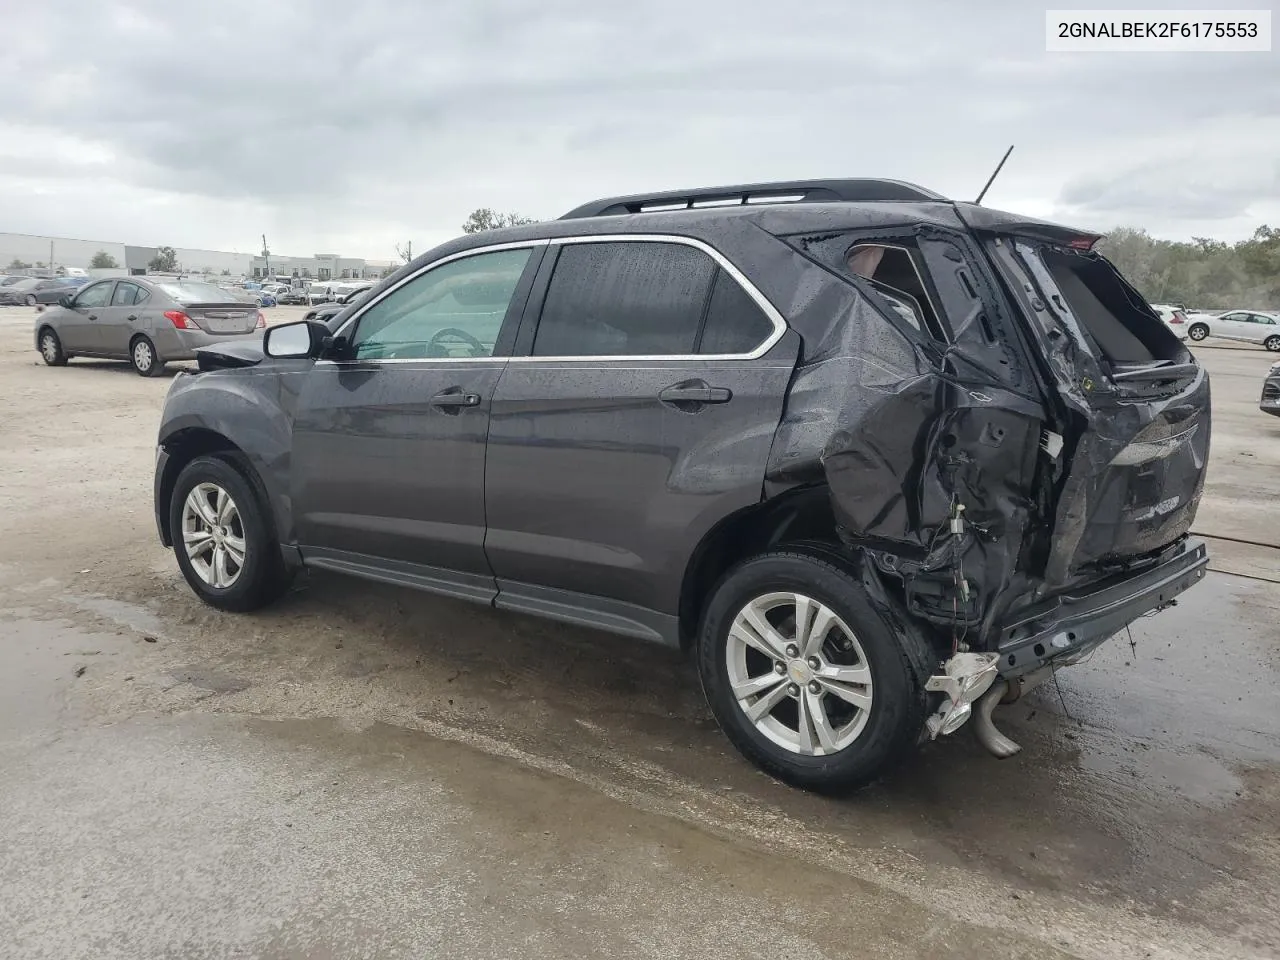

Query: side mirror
[263,320,329,359]
[58,295,73,308]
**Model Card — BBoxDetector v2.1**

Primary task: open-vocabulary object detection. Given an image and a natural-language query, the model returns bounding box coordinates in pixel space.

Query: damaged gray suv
[154,179,1210,791]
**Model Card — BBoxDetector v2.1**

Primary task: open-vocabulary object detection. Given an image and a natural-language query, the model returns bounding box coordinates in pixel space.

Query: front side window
[532,241,716,357]
[74,282,113,308]
[349,248,532,360]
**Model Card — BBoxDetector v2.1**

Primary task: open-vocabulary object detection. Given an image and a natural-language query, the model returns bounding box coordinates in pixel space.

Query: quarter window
[698,268,774,355]
[533,241,716,357]
[74,282,113,308]
[348,248,532,360]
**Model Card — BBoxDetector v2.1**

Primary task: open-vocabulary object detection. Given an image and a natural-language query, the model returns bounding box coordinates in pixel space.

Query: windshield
[152,280,243,304]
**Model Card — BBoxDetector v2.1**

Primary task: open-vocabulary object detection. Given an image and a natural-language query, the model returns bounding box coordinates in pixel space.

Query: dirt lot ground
[2,305,1279,959]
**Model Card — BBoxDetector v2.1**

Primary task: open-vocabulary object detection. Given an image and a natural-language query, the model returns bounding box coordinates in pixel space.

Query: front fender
[157,367,308,543]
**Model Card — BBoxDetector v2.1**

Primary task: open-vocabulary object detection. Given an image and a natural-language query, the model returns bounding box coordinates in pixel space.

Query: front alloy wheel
[169,454,291,611]
[181,482,246,589]
[1265,335,1280,352]
[726,592,873,755]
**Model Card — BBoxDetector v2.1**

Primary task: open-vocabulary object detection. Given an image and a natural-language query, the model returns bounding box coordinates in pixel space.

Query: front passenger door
[61,281,115,352]
[290,245,542,599]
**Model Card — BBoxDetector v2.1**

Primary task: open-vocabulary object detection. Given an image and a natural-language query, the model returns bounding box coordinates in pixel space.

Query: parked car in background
[1262,360,1280,417]
[25,277,89,305]
[1186,309,1280,350]
[1151,303,1190,340]
[302,288,372,324]
[0,277,45,306]
[335,283,373,304]
[35,276,265,376]
[151,177,1209,791]
[276,288,310,305]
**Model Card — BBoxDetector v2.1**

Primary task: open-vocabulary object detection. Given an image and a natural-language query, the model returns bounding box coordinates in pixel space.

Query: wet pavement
[2,314,1279,958]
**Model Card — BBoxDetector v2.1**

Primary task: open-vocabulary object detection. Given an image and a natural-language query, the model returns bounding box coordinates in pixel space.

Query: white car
[1150,303,1190,340]
[1185,309,1280,351]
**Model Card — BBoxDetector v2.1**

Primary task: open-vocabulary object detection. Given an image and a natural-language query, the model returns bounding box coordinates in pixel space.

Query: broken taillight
[164,310,199,330]
[255,311,266,328]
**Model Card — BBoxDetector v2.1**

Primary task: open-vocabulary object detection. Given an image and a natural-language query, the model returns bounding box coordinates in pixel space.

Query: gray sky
[1,0,1276,260]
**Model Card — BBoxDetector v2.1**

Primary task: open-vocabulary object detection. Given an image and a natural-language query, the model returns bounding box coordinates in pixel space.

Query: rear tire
[1188,323,1209,342]
[38,328,67,366]
[169,454,291,612]
[697,549,928,793]
[130,334,163,377]
[1265,335,1280,352]
[24,294,37,307]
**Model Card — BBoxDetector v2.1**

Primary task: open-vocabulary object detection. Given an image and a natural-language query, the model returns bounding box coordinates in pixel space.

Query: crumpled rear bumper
[995,537,1209,678]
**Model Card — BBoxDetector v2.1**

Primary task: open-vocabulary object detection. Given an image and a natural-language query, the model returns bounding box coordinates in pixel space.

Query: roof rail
[559,178,947,219]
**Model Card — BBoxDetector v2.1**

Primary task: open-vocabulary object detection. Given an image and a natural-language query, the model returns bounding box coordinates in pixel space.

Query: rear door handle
[658,381,732,405]
[127,314,138,321]
[88,314,98,321]
[431,388,481,409]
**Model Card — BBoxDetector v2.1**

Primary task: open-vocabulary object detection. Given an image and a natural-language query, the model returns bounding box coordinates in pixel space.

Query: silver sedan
[33,277,265,376]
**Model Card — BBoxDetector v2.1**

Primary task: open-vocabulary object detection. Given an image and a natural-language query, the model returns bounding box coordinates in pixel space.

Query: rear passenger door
[483,237,799,642]
[99,280,150,356]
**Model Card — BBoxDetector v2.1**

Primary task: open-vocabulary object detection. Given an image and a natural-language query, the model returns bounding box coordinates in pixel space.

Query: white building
[0,232,394,281]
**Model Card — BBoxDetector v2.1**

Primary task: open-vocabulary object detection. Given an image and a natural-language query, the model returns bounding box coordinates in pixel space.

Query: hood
[195,338,264,371]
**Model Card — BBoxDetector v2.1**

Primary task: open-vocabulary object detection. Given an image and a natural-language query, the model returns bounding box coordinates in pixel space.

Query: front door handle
[127,314,138,321]
[658,380,732,405]
[431,388,481,409]
[88,314,98,321]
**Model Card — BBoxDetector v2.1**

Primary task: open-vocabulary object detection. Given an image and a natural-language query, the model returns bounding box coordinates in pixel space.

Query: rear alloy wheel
[38,329,67,366]
[130,335,163,377]
[698,550,928,793]
[1187,323,1209,342]
[169,454,290,611]
[1265,335,1280,352]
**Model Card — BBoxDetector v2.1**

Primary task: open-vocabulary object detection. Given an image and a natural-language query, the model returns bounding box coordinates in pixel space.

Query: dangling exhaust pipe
[972,680,1021,758]
[970,666,1055,758]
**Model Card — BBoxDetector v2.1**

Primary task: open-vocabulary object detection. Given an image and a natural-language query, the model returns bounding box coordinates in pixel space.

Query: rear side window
[111,282,148,306]
[532,241,774,357]
[533,242,714,357]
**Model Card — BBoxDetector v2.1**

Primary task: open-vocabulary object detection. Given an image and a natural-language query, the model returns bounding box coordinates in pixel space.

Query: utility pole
[262,234,270,281]
[49,240,55,276]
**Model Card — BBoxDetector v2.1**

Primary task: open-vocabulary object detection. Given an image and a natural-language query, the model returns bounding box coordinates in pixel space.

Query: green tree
[7,257,31,270]
[90,250,119,269]
[461,208,537,233]
[147,246,179,272]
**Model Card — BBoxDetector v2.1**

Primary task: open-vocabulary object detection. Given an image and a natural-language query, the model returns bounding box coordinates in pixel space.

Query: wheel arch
[677,484,844,650]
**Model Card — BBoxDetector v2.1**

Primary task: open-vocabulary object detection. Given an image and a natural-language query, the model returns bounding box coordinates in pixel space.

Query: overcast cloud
[1,0,1276,260]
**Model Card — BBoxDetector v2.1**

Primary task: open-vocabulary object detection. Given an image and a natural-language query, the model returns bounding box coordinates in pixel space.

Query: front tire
[169,455,290,612]
[1188,323,1209,342]
[1265,335,1280,352]
[697,549,928,792]
[24,294,37,306]
[130,334,163,376]
[38,328,67,366]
